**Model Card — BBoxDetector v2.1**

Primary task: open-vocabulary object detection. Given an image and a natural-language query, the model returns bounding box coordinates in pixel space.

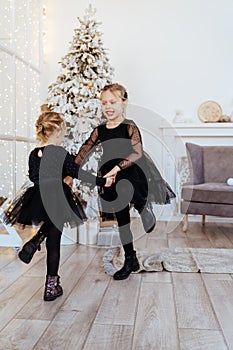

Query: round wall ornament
[198,101,222,122]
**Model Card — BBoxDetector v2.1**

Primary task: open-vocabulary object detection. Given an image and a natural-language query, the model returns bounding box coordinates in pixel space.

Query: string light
[0,140,13,196]
[0,0,42,198]
[42,5,47,64]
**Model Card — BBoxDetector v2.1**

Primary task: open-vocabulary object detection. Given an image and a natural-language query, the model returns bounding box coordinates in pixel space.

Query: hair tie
[123,91,128,100]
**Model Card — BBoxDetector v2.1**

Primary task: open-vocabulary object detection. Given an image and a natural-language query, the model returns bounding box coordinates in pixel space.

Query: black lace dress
[4,145,105,230]
[76,119,176,214]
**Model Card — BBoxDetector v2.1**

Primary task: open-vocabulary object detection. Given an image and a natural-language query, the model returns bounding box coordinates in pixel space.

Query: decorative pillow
[227,178,233,186]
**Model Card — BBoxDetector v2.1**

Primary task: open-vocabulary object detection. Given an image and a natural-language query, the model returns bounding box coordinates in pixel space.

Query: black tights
[39,221,62,276]
[101,182,146,257]
[114,205,135,256]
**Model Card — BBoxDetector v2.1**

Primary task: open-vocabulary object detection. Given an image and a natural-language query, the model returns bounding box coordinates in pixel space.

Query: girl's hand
[103,165,121,178]
[63,176,73,188]
[104,177,114,187]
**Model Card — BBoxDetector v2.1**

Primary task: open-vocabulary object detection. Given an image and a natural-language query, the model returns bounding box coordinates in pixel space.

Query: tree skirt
[103,247,233,276]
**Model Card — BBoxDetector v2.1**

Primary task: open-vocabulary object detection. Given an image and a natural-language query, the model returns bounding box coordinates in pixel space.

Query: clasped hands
[63,165,120,188]
[103,165,121,186]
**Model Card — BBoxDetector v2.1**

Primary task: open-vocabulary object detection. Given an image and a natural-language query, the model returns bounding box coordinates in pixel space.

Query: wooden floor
[0,219,233,350]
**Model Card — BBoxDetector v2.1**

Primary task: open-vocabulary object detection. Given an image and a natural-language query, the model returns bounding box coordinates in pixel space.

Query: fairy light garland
[0,0,43,198]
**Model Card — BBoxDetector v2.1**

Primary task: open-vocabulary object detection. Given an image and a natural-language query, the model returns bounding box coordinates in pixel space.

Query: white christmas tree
[46,4,114,218]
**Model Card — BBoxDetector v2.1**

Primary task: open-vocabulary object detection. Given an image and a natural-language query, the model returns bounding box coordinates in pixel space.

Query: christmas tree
[46,4,114,218]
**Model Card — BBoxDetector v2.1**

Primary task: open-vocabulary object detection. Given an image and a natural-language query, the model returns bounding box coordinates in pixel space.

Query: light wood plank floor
[0,220,233,350]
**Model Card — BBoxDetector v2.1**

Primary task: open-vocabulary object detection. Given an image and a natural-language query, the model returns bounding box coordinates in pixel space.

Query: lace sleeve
[118,123,143,170]
[75,127,99,165]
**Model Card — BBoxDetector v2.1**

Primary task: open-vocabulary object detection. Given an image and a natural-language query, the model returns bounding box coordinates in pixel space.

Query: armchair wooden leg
[183,214,188,232]
[202,215,206,226]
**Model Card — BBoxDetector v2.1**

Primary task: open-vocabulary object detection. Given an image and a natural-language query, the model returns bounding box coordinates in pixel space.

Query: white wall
[43,0,233,123]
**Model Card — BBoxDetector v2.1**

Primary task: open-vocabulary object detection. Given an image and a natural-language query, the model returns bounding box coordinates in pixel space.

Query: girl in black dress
[75,83,175,280]
[4,110,112,301]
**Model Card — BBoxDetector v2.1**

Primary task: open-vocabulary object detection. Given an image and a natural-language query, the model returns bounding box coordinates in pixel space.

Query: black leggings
[111,204,136,256]
[100,182,145,256]
[39,221,62,276]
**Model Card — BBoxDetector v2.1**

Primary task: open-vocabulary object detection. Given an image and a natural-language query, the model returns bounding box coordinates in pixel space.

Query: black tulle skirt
[4,152,175,228]
[98,151,176,214]
[3,179,87,230]
[138,151,176,205]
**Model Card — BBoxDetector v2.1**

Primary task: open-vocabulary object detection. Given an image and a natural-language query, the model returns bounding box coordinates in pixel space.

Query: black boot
[113,252,140,280]
[44,275,63,301]
[140,204,156,233]
[18,230,46,264]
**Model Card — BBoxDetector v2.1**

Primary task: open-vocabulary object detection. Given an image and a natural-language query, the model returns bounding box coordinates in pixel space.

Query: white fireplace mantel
[161,122,233,139]
[160,122,233,163]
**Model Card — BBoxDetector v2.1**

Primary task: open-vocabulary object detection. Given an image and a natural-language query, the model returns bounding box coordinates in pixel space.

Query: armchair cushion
[182,183,233,205]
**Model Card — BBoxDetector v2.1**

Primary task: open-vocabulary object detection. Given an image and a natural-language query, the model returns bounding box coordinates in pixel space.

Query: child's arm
[64,153,113,187]
[75,127,99,165]
[117,123,143,170]
[64,128,99,187]
[28,150,39,184]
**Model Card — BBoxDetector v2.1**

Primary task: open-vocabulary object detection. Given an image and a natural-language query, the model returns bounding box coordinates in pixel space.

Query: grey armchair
[181,143,233,231]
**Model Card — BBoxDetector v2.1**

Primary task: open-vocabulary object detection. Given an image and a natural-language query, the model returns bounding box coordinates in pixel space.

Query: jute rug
[103,247,233,276]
